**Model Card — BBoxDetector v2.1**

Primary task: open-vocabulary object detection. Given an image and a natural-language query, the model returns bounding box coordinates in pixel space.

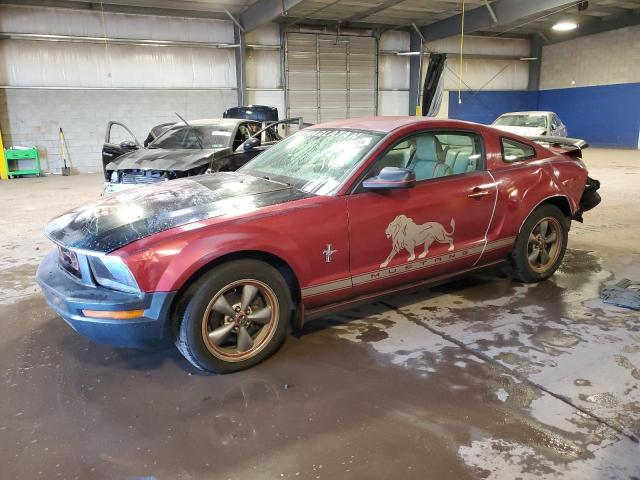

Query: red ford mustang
[37,117,600,373]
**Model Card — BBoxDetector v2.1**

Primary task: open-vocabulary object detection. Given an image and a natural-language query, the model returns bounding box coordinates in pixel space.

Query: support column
[408,30,422,116]
[234,26,247,106]
[527,35,543,92]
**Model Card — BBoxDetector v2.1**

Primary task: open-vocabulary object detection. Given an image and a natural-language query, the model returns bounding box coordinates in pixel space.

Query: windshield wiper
[261,175,292,187]
[175,112,204,150]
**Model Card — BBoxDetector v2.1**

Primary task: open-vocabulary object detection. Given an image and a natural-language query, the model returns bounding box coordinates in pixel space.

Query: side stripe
[300,236,516,298]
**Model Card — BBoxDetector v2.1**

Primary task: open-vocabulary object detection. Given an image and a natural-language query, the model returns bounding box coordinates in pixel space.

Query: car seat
[412,135,452,180]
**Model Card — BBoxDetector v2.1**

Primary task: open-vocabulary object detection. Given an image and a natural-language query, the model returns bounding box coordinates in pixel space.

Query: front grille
[58,246,81,278]
[120,169,167,185]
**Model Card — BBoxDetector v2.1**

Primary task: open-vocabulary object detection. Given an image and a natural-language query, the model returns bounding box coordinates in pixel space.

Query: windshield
[494,114,547,129]
[149,124,234,149]
[240,128,383,195]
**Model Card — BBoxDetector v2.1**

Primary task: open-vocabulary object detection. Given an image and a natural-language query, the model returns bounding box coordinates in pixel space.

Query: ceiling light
[397,51,421,56]
[552,21,578,32]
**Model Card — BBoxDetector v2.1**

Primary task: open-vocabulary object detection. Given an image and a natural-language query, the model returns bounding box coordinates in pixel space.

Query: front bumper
[36,250,176,348]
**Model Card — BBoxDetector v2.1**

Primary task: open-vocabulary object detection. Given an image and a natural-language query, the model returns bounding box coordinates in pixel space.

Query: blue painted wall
[448,90,538,126]
[448,83,640,148]
[538,83,640,149]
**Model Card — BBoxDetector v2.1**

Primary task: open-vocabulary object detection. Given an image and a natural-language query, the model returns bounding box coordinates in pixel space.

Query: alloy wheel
[526,217,563,273]
[201,279,279,362]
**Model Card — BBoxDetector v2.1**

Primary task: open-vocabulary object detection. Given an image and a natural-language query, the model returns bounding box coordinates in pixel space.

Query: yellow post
[415,105,422,116]
[0,126,8,180]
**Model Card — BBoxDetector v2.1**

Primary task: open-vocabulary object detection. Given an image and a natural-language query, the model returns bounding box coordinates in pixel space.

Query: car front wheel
[509,204,569,283]
[175,260,291,373]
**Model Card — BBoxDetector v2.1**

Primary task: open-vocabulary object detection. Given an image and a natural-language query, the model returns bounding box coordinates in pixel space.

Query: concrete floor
[1,148,639,479]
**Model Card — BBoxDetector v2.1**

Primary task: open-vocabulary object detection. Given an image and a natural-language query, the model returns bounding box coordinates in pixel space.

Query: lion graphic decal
[380,214,455,268]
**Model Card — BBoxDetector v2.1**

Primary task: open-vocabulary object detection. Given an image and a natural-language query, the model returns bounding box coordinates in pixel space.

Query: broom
[59,127,71,176]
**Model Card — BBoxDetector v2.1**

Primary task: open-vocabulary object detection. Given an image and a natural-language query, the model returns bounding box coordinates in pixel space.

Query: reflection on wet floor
[326,249,640,477]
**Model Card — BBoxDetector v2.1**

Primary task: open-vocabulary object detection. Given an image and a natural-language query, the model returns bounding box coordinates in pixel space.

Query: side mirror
[363,167,416,190]
[119,140,138,150]
[243,137,260,151]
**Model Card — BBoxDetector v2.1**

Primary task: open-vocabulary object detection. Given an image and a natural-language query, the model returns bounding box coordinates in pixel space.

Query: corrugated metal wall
[286,33,377,123]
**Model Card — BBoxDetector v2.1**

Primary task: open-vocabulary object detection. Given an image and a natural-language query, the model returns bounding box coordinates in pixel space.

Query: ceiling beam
[344,0,406,23]
[420,0,580,42]
[239,0,306,32]
[544,10,640,44]
[0,0,229,20]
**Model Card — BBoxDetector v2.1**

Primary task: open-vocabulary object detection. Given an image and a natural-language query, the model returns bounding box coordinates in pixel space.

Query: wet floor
[1,148,639,479]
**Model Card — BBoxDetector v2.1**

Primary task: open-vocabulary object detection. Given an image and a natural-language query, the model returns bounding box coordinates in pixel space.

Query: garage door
[286,33,377,124]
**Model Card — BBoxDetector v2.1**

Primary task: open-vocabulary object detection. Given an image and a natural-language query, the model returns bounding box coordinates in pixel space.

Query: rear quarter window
[501,137,536,162]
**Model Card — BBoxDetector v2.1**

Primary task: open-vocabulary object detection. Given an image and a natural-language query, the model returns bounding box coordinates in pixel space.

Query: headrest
[414,135,444,163]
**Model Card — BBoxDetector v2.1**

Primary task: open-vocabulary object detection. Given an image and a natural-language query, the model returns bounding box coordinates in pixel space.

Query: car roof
[498,111,553,116]
[307,116,483,134]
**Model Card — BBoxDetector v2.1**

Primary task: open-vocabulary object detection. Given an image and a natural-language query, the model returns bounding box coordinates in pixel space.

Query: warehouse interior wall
[0,5,238,173]
[448,25,640,149]
[246,24,285,118]
[378,31,410,116]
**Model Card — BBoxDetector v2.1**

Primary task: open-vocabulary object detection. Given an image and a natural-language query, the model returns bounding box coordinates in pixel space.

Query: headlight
[88,255,140,294]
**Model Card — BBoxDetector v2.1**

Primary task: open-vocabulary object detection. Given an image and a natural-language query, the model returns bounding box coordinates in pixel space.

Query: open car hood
[106,147,227,172]
[45,172,311,253]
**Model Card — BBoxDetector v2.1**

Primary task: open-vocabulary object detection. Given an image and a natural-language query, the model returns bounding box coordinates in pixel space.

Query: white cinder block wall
[0,5,238,173]
[540,24,640,89]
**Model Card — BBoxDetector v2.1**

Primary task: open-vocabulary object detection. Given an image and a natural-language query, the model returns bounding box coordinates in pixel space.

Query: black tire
[509,204,569,283]
[175,259,292,373]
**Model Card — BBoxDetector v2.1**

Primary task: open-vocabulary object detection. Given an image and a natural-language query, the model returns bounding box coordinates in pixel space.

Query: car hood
[492,125,546,136]
[107,148,224,172]
[45,172,312,253]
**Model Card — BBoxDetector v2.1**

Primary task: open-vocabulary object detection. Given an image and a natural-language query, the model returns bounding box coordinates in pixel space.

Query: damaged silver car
[102,117,302,195]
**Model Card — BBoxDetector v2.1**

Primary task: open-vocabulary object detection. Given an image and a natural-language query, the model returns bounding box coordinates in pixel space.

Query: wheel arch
[168,250,303,336]
[518,195,572,234]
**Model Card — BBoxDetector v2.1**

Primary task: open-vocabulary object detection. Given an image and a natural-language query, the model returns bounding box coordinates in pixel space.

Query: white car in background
[492,111,568,137]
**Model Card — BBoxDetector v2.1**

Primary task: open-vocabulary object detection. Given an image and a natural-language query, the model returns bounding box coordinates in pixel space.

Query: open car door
[102,121,141,179]
[233,117,306,166]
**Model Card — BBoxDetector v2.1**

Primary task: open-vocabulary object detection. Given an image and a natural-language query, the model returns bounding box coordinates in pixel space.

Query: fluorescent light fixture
[519,57,538,61]
[552,21,578,31]
[397,51,421,56]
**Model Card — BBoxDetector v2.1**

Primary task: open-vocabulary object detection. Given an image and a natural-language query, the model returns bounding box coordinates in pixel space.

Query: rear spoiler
[527,136,589,158]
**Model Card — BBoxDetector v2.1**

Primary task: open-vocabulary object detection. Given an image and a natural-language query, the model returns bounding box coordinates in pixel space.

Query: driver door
[102,121,141,178]
[229,121,268,169]
[346,129,497,296]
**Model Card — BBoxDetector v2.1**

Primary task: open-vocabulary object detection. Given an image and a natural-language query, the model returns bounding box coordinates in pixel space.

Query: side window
[365,131,483,183]
[552,114,561,128]
[106,122,138,146]
[501,138,536,162]
[367,138,415,177]
[433,133,482,177]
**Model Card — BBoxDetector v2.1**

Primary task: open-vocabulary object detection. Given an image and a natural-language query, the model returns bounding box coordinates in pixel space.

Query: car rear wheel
[508,204,569,283]
[175,260,291,373]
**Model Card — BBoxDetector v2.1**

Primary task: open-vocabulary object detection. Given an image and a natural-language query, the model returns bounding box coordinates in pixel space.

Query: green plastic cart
[3,147,40,177]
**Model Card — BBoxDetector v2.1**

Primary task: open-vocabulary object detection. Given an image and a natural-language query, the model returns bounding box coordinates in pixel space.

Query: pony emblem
[380,215,455,268]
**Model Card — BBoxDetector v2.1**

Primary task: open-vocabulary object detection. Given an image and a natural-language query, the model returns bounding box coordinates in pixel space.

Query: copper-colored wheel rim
[201,279,279,362]
[526,217,563,274]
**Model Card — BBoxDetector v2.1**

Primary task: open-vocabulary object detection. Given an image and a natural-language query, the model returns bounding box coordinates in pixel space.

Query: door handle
[468,188,490,199]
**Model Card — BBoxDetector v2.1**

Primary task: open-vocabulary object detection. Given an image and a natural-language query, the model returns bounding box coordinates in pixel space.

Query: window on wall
[501,138,536,162]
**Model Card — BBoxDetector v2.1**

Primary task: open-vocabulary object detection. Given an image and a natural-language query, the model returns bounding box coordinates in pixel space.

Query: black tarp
[421,53,447,117]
